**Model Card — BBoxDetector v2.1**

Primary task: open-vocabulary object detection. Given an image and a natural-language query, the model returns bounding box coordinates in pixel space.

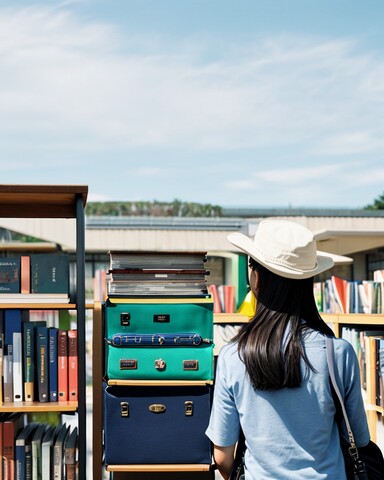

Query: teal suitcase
[104,298,214,381]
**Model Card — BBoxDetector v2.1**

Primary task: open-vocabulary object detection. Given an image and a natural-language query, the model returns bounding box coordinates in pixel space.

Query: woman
[205,219,370,479]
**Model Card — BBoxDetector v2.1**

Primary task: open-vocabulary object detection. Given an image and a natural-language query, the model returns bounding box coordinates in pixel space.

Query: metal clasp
[121,402,129,417]
[185,401,193,416]
[155,358,166,370]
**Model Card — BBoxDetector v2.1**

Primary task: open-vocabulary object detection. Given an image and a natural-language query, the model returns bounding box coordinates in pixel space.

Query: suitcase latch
[149,404,166,413]
[155,358,166,370]
[185,401,193,416]
[120,312,131,326]
[121,402,129,417]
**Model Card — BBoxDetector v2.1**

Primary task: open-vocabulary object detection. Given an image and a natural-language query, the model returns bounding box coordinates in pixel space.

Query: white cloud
[0,3,383,161]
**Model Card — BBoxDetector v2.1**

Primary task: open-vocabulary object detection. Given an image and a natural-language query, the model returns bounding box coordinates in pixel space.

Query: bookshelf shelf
[0,303,77,309]
[214,313,249,324]
[107,380,214,387]
[106,464,212,472]
[0,401,78,413]
[0,184,88,480]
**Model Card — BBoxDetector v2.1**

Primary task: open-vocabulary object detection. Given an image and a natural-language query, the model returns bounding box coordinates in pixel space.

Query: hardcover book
[3,412,25,480]
[58,330,68,402]
[15,422,38,480]
[36,326,49,403]
[53,424,69,480]
[30,254,70,295]
[49,328,59,402]
[64,427,78,480]
[0,257,20,293]
[31,423,47,480]
[41,426,58,480]
[4,310,22,403]
[67,330,78,402]
[20,256,31,294]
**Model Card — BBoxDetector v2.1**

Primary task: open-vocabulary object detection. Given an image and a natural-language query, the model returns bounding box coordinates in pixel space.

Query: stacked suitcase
[102,251,214,468]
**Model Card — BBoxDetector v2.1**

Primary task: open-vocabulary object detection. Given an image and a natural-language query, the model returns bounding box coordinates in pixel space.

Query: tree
[365,193,384,210]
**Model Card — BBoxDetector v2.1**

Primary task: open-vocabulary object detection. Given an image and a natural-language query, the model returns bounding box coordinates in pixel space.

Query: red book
[208,284,222,313]
[67,330,78,402]
[2,413,24,480]
[58,330,68,402]
[20,256,30,294]
[331,275,348,314]
[223,285,235,313]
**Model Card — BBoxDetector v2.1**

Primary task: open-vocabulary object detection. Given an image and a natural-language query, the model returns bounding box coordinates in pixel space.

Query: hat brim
[227,232,334,279]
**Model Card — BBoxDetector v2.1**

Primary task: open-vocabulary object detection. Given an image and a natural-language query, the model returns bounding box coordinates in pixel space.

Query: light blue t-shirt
[205,329,370,479]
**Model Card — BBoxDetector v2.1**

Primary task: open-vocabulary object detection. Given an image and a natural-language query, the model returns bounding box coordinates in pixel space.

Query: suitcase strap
[106,333,213,347]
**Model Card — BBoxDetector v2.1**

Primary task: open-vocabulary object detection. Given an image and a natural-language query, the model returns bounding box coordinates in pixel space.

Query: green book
[30,254,69,295]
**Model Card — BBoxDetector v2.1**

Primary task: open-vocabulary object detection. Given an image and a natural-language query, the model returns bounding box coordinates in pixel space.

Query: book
[3,310,22,403]
[64,427,77,480]
[0,293,70,304]
[53,424,69,480]
[31,423,47,480]
[67,330,78,402]
[15,422,38,480]
[331,275,348,314]
[30,254,70,295]
[3,412,25,480]
[0,257,20,293]
[20,256,31,294]
[36,326,49,403]
[41,426,58,480]
[108,250,208,271]
[208,284,222,313]
[49,328,59,402]
[13,328,23,402]
[58,330,68,402]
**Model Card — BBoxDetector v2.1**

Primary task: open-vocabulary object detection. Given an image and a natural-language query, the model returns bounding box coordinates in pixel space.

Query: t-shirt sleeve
[205,347,240,447]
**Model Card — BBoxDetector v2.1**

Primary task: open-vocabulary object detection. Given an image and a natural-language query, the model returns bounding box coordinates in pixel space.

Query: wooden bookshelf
[0,185,88,480]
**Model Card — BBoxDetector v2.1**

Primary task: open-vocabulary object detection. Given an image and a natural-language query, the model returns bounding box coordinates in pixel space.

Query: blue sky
[1,0,384,208]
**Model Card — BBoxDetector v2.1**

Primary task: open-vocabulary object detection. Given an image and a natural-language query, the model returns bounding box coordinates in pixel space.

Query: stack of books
[107,251,210,297]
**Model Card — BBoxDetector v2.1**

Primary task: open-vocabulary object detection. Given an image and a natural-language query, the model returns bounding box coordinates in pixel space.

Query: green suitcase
[104,298,214,381]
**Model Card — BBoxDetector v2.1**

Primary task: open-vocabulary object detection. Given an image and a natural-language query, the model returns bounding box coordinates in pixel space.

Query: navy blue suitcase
[103,383,213,465]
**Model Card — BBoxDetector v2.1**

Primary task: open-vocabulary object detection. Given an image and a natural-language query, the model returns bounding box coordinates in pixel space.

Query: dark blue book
[30,254,69,295]
[23,321,46,402]
[4,309,22,402]
[0,256,20,293]
[36,326,49,402]
[16,422,38,480]
[49,328,58,402]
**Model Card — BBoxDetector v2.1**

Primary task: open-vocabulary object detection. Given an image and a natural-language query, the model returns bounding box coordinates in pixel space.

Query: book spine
[4,310,22,403]
[12,331,23,402]
[23,322,35,402]
[58,330,68,402]
[49,328,58,402]
[36,327,49,403]
[20,255,31,294]
[67,330,78,402]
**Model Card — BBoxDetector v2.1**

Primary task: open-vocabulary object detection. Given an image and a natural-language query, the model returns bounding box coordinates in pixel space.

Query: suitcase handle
[105,333,212,347]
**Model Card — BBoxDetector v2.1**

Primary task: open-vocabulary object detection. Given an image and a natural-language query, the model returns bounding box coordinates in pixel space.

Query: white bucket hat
[227,219,334,279]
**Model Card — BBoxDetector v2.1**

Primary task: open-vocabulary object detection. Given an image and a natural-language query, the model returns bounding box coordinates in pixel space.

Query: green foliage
[365,193,384,210]
[85,200,222,217]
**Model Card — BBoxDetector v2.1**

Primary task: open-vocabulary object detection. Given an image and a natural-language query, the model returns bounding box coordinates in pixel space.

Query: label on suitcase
[103,383,213,465]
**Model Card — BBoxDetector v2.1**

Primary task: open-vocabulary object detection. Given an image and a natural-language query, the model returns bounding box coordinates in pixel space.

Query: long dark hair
[235,258,334,390]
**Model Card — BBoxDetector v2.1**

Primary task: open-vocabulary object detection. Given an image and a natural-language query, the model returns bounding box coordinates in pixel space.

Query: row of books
[314,276,383,314]
[0,255,70,303]
[107,250,210,297]
[341,327,384,408]
[0,310,78,403]
[0,413,77,480]
[208,284,236,313]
